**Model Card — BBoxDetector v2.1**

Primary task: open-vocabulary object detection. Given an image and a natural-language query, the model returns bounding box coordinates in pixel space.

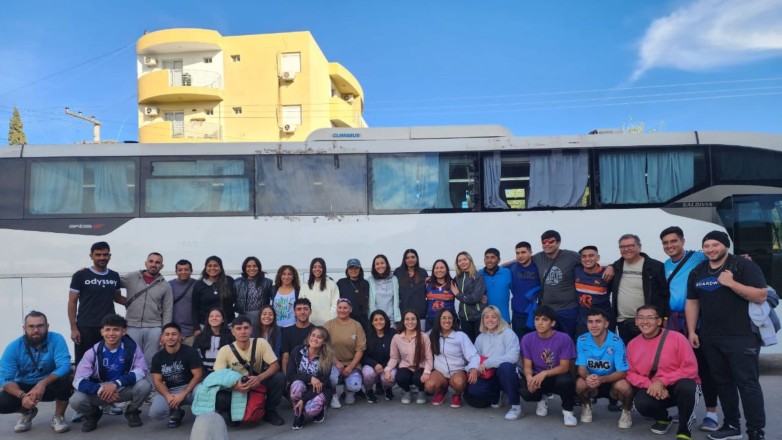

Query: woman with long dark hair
[192,256,235,335]
[258,305,283,358]
[424,259,458,330]
[386,310,433,405]
[271,265,300,328]
[234,256,273,335]
[368,255,400,328]
[362,309,396,403]
[425,308,480,409]
[394,249,428,327]
[299,258,339,326]
[193,307,235,374]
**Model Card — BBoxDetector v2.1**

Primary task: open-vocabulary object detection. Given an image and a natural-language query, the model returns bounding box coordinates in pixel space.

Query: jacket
[431,331,480,378]
[454,272,486,322]
[363,331,394,369]
[750,286,779,346]
[73,335,147,394]
[473,326,520,368]
[234,276,273,314]
[610,253,669,324]
[191,368,244,419]
[368,275,401,323]
[285,344,335,402]
[394,266,428,319]
[299,278,339,326]
[192,277,236,327]
[0,331,71,387]
[122,271,173,328]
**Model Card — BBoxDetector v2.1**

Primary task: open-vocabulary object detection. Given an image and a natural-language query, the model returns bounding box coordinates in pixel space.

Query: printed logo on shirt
[84,278,119,287]
[695,276,721,292]
[545,267,563,286]
[541,348,556,369]
[587,359,612,371]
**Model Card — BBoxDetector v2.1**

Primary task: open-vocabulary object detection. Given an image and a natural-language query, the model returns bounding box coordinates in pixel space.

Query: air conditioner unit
[144,107,159,116]
[342,93,355,103]
[280,71,295,81]
[282,123,296,134]
[143,56,157,67]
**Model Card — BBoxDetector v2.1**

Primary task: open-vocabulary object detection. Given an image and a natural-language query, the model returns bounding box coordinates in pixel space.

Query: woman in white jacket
[467,305,522,420]
[299,258,339,326]
[424,308,479,409]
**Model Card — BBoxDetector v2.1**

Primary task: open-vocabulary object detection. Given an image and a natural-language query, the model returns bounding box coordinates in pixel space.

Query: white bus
[1,126,780,352]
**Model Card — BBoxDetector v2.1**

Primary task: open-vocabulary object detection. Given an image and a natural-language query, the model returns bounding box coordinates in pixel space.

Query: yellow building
[136,29,366,143]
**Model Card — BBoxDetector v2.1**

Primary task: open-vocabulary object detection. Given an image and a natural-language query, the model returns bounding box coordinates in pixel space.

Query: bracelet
[18,392,26,400]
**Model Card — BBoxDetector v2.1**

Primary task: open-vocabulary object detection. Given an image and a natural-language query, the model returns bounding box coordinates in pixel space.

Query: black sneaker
[366,389,378,403]
[355,389,366,400]
[263,410,285,426]
[384,387,394,401]
[81,412,102,432]
[607,398,621,412]
[313,408,326,423]
[375,383,384,395]
[651,418,672,435]
[167,409,185,429]
[292,412,304,430]
[125,410,142,428]
[748,430,765,440]
[707,424,742,440]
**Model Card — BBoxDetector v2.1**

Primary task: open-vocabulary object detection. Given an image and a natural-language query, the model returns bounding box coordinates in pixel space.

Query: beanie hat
[702,230,731,248]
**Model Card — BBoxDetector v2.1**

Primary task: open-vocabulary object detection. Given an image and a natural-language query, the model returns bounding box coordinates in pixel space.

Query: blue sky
[1,0,781,145]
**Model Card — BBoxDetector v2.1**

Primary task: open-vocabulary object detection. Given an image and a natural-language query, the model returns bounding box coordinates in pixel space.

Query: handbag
[229,339,268,423]
[478,355,496,380]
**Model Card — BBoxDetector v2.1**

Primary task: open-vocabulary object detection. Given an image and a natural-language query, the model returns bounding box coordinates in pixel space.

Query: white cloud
[631,0,782,80]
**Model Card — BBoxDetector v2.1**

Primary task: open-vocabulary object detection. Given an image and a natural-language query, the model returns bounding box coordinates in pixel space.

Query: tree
[622,115,664,134]
[8,106,27,145]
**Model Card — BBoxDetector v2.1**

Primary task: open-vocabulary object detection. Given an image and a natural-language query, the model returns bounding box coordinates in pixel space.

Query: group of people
[0,227,773,440]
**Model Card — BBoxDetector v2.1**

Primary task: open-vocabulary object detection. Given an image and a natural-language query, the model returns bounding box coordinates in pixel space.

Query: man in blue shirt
[507,241,540,339]
[0,311,72,433]
[480,248,513,323]
[575,309,632,429]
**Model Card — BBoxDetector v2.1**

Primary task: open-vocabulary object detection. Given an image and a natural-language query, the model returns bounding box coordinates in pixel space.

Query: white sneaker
[535,400,548,417]
[401,391,412,405]
[563,410,578,427]
[618,409,633,429]
[51,415,70,433]
[505,406,523,421]
[330,394,342,409]
[344,391,356,405]
[415,391,427,405]
[581,404,593,423]
[70,412,84,423]
[15,407,38,433]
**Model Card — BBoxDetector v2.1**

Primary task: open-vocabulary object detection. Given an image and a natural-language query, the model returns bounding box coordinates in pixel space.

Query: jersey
[576,330,628,376]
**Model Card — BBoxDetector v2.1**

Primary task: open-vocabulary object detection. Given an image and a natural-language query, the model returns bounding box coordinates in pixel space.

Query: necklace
[708,259,727,275]
[349,279,360,294]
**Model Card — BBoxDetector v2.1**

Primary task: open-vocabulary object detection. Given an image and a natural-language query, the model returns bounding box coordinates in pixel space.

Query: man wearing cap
[336,259,370,329]
[686,231,768,440]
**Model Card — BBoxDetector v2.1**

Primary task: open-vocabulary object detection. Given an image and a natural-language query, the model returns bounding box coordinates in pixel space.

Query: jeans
[126,326,162,374]
[511,311,532,340]
[552,307,578,340]
[148,384,198,420]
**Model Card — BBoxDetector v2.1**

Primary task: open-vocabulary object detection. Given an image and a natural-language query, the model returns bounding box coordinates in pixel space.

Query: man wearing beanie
[685,230,768,440]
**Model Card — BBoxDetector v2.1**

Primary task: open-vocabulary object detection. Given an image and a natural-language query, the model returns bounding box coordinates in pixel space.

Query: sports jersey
[665,250,707,313]
[576,330,628,376]
[574,265,611,324]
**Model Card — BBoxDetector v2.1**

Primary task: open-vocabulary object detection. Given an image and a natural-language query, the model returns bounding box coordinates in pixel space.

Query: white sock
[511,405,521,410]
[706,412,718,421]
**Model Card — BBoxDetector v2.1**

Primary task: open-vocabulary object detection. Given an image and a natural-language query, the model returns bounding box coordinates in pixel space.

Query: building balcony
[329,62,364,105]
[138,69,223,104]
[139,120,222,143]
[137,28,222,54]
[329,96,361,127]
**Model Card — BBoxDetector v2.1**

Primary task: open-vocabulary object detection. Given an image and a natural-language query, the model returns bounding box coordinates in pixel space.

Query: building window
[205,109,214,116]
[231,55,241,62]
[203,57,212,63]
[281,52,302,73]
[282,105,302,126]
[233,107,242,115]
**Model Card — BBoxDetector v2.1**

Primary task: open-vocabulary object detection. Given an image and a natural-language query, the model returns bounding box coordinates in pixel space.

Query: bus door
[717,194,782,293]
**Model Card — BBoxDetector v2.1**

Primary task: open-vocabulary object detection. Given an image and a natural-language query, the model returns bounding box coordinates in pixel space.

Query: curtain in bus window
[646,151,694,203]
[483,152,509,209]
[528,151,588,208]
[93,162,133,213]
[372,154,452,210]
[599,152,647,204]
[146,160,248,213]
[218,161,249,212]
[30,161,84,214]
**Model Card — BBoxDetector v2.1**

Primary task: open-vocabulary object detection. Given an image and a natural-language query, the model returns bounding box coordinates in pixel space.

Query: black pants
[519,372,575,411]
[701,336,765,433]
[694,345,718,408]
[460,320,480,343]
[75,325,103,366]
[616,320,640,347]
[216,371,285,417]
[395,368,425,392]
[633,379,701,437]
[0,376,73,413]
[511,311,532,340]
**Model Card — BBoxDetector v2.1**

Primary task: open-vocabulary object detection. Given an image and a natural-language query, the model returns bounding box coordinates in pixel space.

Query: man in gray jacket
[121,252,173,373]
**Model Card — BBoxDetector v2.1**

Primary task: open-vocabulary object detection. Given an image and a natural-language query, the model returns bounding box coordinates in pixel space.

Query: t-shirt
[480,267,512,322]
[70,268,121,327]
[281,324,315,355]
[617,258,645,321]
[151,345,203,388]
[576,330,628,376]
[686,255,767,338]
[170,279,197,336]
[272,291,297,328]
[323,319,367,364]
[665,251,707,313]
[425,282,456,320]
[214,338,278,376]
[508,261,540,314]
[520,330,575,375]
[532,250,581,311]
[574,265,611,324]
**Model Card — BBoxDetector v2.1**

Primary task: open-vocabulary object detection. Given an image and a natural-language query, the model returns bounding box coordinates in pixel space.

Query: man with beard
[0,311,72,433]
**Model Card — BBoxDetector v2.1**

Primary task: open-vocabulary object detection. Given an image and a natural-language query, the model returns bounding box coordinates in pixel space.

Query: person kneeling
[286,327,334,429]
[69,314,152,432]
[149,323,203,428]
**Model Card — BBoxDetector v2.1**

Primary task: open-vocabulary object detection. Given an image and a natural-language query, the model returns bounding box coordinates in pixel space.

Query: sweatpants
[466,362,520,406]
[519,372,575,411]
[633,379,701,438]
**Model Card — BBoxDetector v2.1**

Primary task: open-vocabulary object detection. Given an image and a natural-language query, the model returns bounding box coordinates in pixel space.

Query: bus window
[143,158,251,214]
[0,159,24,219]
[713,146,782,186]
[597,147,705,205]
[256,154,367,215]
[28,159,136,215]
[369,153,478,213]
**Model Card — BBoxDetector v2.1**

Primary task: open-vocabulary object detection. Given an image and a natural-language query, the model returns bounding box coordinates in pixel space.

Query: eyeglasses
[25,324,46,330]
[619,244,638,250]
[635,315,660,321]
[541,238,557,245]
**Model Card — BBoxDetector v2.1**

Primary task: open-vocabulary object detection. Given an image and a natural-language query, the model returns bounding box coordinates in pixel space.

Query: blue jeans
[553,307,578,340]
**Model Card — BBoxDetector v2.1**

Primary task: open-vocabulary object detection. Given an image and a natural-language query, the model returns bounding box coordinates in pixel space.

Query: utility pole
[64,107,101,142]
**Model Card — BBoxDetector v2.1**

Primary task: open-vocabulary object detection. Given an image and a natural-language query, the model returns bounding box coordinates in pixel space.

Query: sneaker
[431,391,446,406]
[618,409,633,429]
[747,430,765,440]
[535,400,548,417]
[125,410,143,428]
[401,391,412,404]
[344,391,356,405]
[167,409,185,429]
[51,415,70,433]
[292,411,304,430]
[366,389,378,404]
[354,389,366,400]
[651,418,672,435]
[607,398,621,412]
[580,404,593,423]
[384,387,394,401]
[313,408,326,423]
[71,412,84,423]
[330,394,342,409]
[707,424,742,440]
[450,394,462,408]
[504,406,523,421]
[700,416,719,432]
[563,410,578,427]
[81,412,102,433]
[102,403,124,415]
[14,407,38,433]
[415,391,427,405]
[676,435,692,440]
[375,383,384,395]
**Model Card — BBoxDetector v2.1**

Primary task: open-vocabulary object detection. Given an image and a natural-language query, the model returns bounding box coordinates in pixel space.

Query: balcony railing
[169,69,222,89]
[171,120,222,140]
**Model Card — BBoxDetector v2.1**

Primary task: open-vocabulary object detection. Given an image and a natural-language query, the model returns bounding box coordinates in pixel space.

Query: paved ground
[3,368,780,440]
